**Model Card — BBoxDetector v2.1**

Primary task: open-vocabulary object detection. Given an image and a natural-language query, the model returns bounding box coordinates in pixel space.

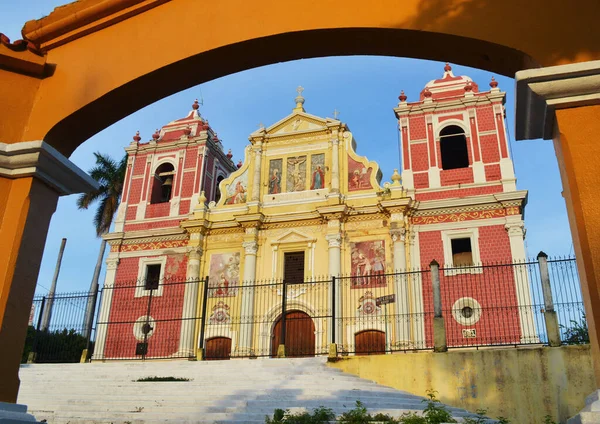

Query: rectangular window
[145,264,161,290]
[451,237,473,266]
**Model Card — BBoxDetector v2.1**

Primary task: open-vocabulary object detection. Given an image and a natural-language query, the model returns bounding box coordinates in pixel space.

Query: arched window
[214,175,225,203]
[439,125,469,170]
[150,163,175,204]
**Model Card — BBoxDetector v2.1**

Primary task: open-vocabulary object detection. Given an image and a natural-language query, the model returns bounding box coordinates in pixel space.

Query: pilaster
[0,141,96,403]
[91,256,120,361]
[178,245,203,357]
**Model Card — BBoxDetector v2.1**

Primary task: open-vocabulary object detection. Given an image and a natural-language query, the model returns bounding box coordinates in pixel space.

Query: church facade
[93,65,534,361]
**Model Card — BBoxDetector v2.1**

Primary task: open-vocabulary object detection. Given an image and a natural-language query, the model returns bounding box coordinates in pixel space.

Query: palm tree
[78,152,128,339]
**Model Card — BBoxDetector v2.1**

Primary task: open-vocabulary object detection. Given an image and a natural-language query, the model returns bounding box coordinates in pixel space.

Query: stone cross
[333,109,340,119]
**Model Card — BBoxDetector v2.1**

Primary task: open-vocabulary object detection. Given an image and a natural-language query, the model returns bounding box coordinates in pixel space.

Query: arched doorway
[205,337,231,361]
[355,330,386,356]
[271,310,315,358]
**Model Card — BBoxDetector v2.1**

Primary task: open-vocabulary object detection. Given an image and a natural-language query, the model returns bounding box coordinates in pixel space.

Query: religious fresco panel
[348,156,374,191]
[224,169,248,205]
[310,154,325,190]
[208,252,240,297]
[268,159,283,194]
[350,240,386,288]
[286,156,307,192]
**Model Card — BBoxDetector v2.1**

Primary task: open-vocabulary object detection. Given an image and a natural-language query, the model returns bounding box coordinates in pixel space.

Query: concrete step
[18,358,478,424]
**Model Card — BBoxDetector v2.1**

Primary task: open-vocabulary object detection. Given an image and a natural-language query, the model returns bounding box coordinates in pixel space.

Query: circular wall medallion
[363,301,376,315]
[133,316,156,341]
[451,297,482,326]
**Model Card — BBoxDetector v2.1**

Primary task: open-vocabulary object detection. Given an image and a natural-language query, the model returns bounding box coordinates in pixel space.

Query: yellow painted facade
[181,94,413,356]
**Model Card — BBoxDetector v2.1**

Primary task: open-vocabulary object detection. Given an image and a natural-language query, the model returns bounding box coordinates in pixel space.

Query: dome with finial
[398,90,407,102]
[226,149,233,159]
[489,76,499,88]
[423,88,432,98]
[192,99,200,110]
[133,131,141,142]
[464,82,473,92]
[237,160,243,169]
[420,62,478,101]
[152,129,160,140]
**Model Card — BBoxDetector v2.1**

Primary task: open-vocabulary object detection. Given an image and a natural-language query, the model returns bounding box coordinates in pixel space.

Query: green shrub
[21,326,89,363]
[265,406,335,424]
[560,315,589,345]
[136,376,191,382]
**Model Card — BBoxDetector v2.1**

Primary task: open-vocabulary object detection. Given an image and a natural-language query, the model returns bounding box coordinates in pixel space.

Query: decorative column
[326,232,342,345]
[407,229,426,347]
[331,137,340,193]
[178,246,202,357]
[391,228,410,348]
[238,227,259,356]
[250,141,263,203]
[505,220,538,343]
[91,256,120,361]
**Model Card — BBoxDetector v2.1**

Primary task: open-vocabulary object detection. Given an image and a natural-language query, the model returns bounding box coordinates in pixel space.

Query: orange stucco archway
[1,0,600,414]
[1,0,599,155]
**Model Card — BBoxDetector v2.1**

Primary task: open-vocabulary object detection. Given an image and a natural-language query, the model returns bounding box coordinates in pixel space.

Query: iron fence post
[537,251,561,346]
[278,280,287,358]
[198,276,210,357]
[430,260,447,352]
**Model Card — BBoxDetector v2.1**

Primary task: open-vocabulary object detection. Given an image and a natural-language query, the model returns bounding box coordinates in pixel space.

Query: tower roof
[419,63,479,101]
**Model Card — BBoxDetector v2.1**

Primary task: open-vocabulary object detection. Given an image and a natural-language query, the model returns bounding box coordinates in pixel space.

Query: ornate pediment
[271,229,316,245]
[255,112,328,137]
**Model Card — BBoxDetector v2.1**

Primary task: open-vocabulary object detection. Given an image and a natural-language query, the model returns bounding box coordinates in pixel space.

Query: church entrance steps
[18,357,476,423]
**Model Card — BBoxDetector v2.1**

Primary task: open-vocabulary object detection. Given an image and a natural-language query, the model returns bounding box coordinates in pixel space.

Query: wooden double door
[271,310,315,357]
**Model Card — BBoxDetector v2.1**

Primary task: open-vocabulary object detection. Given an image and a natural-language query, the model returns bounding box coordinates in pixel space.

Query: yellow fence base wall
[328,345,593,423]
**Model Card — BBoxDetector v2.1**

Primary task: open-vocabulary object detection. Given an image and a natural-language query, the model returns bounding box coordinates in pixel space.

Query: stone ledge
[0,141,97,195]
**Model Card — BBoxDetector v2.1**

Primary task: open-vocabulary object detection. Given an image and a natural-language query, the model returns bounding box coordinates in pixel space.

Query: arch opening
[150,162,175,204]
[440,125,469,170]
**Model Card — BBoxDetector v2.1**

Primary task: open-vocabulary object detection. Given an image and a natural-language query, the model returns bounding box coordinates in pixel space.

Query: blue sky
[1,1,573,294]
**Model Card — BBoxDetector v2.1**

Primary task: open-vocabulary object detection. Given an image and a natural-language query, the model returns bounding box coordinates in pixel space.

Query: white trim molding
[0,141,97,195]
[515,60,600,140]
[134,256,167,297]
[440,227,482,274]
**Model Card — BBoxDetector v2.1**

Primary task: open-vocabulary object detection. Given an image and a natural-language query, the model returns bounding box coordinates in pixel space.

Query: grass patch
[136,376,191,382]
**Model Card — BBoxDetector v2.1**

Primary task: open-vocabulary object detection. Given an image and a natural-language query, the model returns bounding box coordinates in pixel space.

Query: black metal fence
[26,256,586,362]
[24,291,99,363]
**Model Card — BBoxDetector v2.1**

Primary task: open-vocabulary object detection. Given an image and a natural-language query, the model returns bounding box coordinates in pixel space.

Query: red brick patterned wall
[104,253,188,358]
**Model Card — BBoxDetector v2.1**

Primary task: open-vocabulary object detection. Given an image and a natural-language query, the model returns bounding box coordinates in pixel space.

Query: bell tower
[394,64,516,201]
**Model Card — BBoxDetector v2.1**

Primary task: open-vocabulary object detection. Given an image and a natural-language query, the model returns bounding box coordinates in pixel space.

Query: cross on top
[258,122,264,129]
[296,86,304,96]
[333,109,340,119]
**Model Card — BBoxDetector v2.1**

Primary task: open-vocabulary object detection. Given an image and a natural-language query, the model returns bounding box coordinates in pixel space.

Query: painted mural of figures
[350,241,386,288]
[287,156,307,192]
[224,169,248,205]
[225,181,246,204]
[310,154,325,190]
[209,252,240,297]
[268,159,282,194]
[348,156,373,191]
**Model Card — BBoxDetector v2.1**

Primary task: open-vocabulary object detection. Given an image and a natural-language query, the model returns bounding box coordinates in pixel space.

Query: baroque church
[93,65,534,360]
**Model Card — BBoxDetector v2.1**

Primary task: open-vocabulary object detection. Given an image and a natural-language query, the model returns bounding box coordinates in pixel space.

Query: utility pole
[83,239,106,339]
[40,238,66,331]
